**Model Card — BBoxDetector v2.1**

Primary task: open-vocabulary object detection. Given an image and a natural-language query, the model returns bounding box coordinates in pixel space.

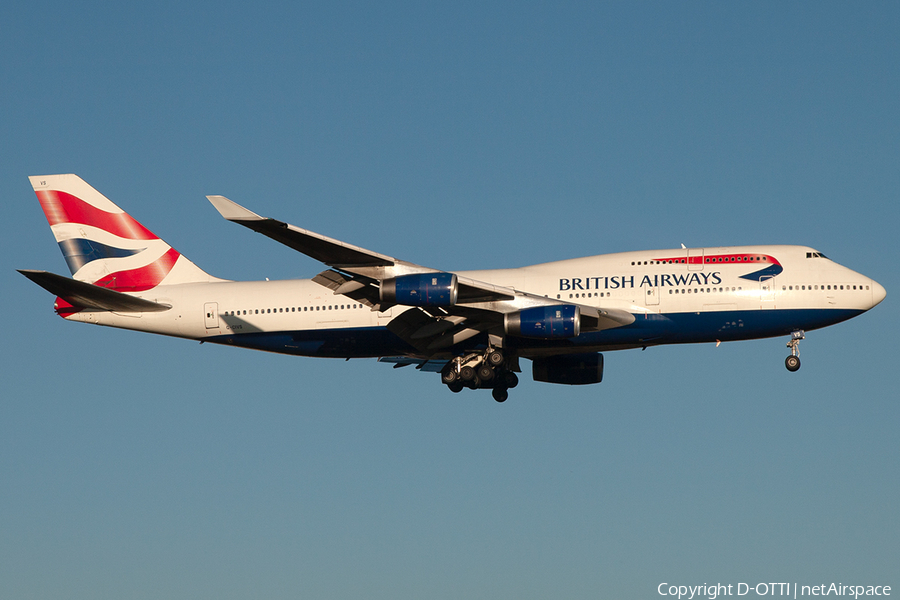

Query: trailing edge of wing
[207,195,396,268]
[18,270,171,312]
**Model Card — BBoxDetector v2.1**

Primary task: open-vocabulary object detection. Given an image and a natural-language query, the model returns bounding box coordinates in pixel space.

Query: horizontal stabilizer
[18,270,171,312]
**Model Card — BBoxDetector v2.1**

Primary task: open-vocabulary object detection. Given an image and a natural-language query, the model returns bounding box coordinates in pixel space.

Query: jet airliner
[20,174,886,402]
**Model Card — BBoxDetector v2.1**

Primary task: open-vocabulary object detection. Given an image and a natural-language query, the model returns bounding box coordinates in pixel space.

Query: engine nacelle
[532,353,604,385]
[380,272,458,307]
[504,305,581,339]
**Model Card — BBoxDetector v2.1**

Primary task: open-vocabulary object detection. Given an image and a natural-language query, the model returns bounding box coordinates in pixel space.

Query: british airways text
[559,272,723,291]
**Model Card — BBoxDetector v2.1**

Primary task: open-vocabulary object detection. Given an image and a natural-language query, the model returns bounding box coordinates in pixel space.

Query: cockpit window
[806,251,828,259]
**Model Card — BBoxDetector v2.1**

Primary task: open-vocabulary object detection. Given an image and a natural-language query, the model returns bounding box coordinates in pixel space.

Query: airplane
[20,174,886,402]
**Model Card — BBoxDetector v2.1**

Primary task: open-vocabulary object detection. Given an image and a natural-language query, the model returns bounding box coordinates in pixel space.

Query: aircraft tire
[460,366,475,381]
[442,369,458,384]
[487,351,504,367]
[492,388,509,403]
[505,372,519,388]
[785,355,801,372]
[448,381,464,393]
[477,365,494,381]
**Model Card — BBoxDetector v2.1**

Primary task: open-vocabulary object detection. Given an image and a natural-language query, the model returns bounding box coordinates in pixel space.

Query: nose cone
[871,280,886,308]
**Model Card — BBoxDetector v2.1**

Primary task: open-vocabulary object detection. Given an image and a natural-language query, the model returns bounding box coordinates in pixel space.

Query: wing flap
[311,269,380,308]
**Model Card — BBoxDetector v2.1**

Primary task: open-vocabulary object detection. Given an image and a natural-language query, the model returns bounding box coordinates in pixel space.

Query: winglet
[207,195,265,222]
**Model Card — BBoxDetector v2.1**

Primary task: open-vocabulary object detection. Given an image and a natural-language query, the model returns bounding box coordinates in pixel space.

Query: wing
[207,195,634,353]
[207,195,516,308]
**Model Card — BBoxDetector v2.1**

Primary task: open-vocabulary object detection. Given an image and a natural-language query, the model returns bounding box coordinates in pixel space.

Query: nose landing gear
[785,330,804,372]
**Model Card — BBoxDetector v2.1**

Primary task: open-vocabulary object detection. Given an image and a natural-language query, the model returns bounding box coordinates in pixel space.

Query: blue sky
[2,2,898,598]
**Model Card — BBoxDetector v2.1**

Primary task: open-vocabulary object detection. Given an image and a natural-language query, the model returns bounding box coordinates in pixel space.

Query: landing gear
[504,371,519,388]
[785,330,804,372]
[441,347,518,401]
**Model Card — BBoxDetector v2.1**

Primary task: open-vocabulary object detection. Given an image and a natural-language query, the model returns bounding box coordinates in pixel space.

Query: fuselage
[61,244,886,359]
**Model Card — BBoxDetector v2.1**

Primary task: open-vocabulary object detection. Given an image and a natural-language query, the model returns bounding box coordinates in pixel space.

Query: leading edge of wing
[206,195,396,269]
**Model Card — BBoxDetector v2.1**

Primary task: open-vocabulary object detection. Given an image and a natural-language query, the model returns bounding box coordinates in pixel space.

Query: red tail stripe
[36,190,159,241]
[93,247,180,291]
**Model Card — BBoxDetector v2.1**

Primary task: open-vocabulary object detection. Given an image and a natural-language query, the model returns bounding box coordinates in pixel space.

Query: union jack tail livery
[29,174,214,291]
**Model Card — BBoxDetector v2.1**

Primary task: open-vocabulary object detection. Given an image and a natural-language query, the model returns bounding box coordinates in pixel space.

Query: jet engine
[380,272,458,307]
[532,352,604,385]
[504,305,580,339]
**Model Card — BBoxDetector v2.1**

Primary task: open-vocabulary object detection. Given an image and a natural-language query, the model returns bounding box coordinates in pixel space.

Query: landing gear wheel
[477,365,494,381]
[492,388,509,403]
[504,371,519,389]
[785,330,804,373]
[487,350,504,367]
[448,381,464,393]
[785,355,801,372]
[441,369,458,384]
[460,366,475,381]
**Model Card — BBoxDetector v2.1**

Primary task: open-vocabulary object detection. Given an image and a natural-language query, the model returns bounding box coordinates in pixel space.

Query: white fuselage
[61,245,884,360]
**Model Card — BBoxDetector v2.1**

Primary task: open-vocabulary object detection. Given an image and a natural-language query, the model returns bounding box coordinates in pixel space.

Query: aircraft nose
[871,280,886,308]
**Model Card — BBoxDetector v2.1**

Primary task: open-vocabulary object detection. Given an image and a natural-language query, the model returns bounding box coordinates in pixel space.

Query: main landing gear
[785,330,804,372]
[441,348,518,402]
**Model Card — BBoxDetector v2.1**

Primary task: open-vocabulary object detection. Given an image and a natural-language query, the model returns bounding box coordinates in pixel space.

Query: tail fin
[29,174,218,291]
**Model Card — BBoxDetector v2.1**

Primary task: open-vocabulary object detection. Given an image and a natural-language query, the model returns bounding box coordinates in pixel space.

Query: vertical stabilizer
[30,174,219,291]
